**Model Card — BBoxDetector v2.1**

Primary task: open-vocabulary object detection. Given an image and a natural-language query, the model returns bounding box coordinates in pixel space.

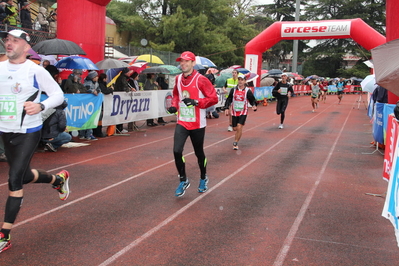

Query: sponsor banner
[383,114,399,181]
[64,93,104,130]
[281,21,351,37]
[293,85,310,94]
[254,86,274,101]
[383,104,396,144]
[328,85,337,93]
[102,91,171,127]
[373,102,384,144]
[102,89,223,127]
[382,133,399,247]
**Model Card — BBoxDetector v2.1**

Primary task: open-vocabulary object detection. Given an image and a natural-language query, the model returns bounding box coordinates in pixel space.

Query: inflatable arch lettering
[244,19,386,87]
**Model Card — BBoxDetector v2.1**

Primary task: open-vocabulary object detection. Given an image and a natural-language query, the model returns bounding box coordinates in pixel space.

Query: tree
[107,0,259,67]
[303,0,385,77]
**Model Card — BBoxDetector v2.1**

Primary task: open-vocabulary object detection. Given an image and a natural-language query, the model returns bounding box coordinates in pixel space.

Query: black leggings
[173,124,207,180]
[276,97,288,124]
[2,131,40,191]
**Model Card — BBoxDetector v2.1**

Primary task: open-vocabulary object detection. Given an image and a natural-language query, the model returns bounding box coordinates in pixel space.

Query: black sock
[0,228,11,239]
[35,169,53,184]
[52,175,63,187]
[4,196,23,225]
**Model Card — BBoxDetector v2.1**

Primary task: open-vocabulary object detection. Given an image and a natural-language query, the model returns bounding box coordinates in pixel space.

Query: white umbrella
[371,38,399,95]
[360,74,377,93]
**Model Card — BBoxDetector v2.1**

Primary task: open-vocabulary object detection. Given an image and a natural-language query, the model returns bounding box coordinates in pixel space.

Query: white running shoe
[278,124,284,129]
[227,126,233,132]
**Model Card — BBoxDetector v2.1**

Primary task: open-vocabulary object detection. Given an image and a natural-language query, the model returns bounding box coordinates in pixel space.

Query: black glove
[183,98,197,107]
[167,106,177,114]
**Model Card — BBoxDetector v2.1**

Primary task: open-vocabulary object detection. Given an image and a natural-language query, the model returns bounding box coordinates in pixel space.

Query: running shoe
[175,179,190,197]
[45,142,57,152]
[227,126,233,132]
[278,124,284,129]
[53,170,70,201]
[79,136,85,139]
[0,232,11,254]
[86,135,98,140]
[233,142,238,150]
[198,177,208,193]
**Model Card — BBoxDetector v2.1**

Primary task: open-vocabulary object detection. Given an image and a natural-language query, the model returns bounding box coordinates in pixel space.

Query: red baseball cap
[176,51,196,62]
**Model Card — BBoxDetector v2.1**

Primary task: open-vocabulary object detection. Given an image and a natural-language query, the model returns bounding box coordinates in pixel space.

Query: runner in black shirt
[272,73,294,129]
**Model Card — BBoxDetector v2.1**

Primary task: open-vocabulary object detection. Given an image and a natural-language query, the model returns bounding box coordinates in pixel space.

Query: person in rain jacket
[41,101,72,152]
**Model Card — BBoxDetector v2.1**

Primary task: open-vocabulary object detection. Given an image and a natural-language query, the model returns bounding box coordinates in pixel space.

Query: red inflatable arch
[57,0,112,64]
[244,19,386,87]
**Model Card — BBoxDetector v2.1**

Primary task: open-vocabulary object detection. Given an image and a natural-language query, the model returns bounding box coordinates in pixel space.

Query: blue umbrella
[195,56,217,68]
[236,68,250,74]
[55,56,99,70]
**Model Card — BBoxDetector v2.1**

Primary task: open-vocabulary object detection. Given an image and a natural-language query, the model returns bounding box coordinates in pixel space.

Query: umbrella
[360,74,377,93]
[236,68,250,74]
[118,56,138,64]
[142,66,172,75]
[95,58,130,69]
[207,68,219,74]
[27,48,41,60]
[215,73,232,87]
[220,68,234,75]
[195,56,217,68]
[194,64,205,70]
[129,62,148,73]
[55,56,99,70]
[267,69,283,77]
[32,38,86,55]
[371,38,399,96]
[40,55,57,65]
[158,65,182,75]
[136,54,164,64]
[228,65,242,69]
[106,62,148,83]
[246,73,259,83]
[260,74,276,86]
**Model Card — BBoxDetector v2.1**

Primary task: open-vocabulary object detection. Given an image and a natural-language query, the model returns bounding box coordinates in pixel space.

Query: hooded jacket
[41,101,68,139]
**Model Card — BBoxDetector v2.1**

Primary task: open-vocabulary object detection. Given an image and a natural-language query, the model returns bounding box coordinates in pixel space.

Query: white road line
[98,106,331,266]
[11,116,277,228]
[273,106,352,266]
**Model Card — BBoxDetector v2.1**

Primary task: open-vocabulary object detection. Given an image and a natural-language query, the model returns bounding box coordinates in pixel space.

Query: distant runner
[224,73,257,150]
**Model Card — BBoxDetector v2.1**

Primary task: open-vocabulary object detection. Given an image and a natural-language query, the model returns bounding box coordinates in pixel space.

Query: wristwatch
[39,103,45,111]
[194,100,199,106]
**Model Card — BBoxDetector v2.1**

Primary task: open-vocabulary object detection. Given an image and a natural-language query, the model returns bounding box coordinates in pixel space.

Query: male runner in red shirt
[168,51,218,197]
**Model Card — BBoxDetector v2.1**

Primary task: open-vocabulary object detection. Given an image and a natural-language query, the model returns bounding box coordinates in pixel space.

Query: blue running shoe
[175,179,190,197]
[198,177,208,193]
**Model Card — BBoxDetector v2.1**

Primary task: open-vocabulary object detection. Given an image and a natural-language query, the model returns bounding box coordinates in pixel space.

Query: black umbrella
[141,66,171,74]
[32,38,86,55]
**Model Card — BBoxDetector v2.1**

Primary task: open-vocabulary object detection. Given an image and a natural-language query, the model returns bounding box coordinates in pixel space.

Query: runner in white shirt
[0,30,70,254]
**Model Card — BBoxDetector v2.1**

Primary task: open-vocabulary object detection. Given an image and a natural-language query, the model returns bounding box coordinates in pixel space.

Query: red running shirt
[172,70,218,130]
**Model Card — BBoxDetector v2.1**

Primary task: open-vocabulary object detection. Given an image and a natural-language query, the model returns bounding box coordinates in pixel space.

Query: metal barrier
[0,24,55,46]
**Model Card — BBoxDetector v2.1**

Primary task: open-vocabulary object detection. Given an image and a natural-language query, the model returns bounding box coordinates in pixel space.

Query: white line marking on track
[273,106,353,266]
[98,106,334,266]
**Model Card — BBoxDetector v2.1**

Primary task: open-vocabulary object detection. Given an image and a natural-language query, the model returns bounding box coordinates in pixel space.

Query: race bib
[280,87,288,95]
[179,102,196,122]
[0,95,17,121]
[234,101,245,111]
